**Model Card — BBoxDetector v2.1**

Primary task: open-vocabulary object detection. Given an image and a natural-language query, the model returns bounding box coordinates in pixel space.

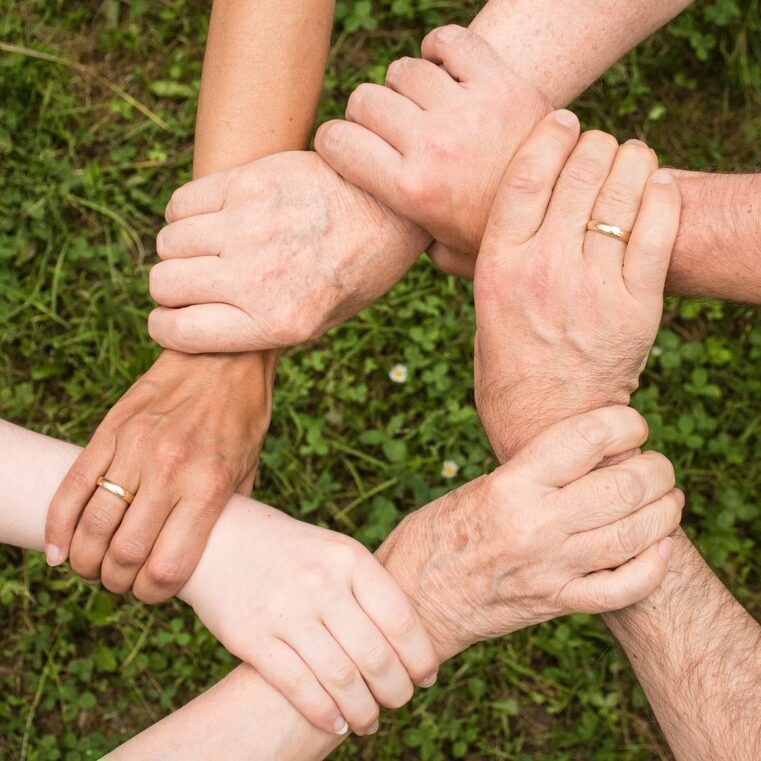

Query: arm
[147,0,697,354]
[1,403,680,759]
[471,114,761,758]
[44,0,334,601]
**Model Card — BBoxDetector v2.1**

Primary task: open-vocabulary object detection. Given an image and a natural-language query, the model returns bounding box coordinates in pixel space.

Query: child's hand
[315,24,550,272]
[179,503,438,737]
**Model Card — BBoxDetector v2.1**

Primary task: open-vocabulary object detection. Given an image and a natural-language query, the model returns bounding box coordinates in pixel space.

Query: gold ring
[586,220,631,243]
[96,477,135,505]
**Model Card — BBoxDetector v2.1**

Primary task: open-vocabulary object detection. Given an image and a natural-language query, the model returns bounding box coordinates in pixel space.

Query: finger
[149,257,233,308]
[287,625,380,736]
[384,56,461,108]
[543,130,619,254]
[164,172,228,223]
[426,241,476,279]
[353,562,439,687]
[420,25,504,84]
[249,638,349,736]
[324,603,414,709]
[564,538,674,613]
[623,169,681,301]
[560,450,676,532]
[573,488,684,572]
[584,140,658,275]
[509,406,650,489]
[481,110,580,249]
[345,83,423,151]
[45,428,116,566]
[314,120,403,208]
[100,479,178,595]
[156,213,227,260]
[68,454,140,581]
[132,491,229,603]
[148,304,261,354]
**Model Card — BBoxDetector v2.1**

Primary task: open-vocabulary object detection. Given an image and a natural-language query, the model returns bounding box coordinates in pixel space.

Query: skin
[146,2,694,354]
[316,24,761,300]
[0,405,680,758]
[470,105,761,759]
[44,0,337,600]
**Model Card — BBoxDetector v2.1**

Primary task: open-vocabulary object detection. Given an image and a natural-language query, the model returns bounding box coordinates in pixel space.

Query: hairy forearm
[604,529,761,760]
[667,170,761,303]
[193,0,335,176]
[470,0,692,106]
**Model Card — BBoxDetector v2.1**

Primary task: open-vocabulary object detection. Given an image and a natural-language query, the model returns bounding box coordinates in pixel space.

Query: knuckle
[363,641,394,676]
[598,182,635,210]
[109,536,149,568]
[330,661,360,690]
[571,414,610,450]
[281,663,314,694]
[64,467,96,495]
[155,436,191,467]
[387,604,420,640]
[145,555,186,589]
[396,172,434,208]
[424,131,460,161]
[612,468,646,508]
[504,161,548,197]
[81,506,116,539]
[563,155,608,188]
[614,516,645,557]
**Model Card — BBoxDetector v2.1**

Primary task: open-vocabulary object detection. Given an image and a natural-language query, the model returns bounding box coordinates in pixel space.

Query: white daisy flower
[441,460,460,479]
[389,364,408,383]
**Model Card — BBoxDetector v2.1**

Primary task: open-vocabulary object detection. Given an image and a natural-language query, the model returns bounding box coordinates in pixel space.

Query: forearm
[667,170,761,303]
[470,0,692,106]
[193,0,335,176]
[604,529,761,760]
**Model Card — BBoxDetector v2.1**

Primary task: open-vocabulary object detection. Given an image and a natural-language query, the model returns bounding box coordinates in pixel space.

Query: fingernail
[321,125,342,152]
[333,718,349,736]
[625,138,648,147]
[436,25,458,42]
[365,720,380,735]
[657,537,674,561]
[674,488,685,506]
[45,544,64,567]
[553,109,578,128]
[419,672,438,688]
[651,169,673,184]
[82,578,100,585]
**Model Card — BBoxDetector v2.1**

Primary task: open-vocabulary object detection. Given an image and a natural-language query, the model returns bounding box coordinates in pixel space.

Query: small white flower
[651,346,663,357]
[389,364,408,383]
[441,460,460,479]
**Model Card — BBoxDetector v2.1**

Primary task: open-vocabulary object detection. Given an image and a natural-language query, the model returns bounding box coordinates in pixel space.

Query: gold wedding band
[586,220,631,243]
[96,477,135,505]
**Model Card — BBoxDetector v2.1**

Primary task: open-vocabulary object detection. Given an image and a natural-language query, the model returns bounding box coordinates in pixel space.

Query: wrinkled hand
[181,498,438,737]
[315,25,550,276]
[474,112,681,461]
[148,151,429,353]
[45,350,275,602]
[377,407,681,660]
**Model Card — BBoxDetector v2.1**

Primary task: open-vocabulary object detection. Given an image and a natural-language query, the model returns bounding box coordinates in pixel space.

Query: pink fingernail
[553,109,578,128]
[419,672,438,688]
[651,169,673,184]
[45,544,64,567]
[657,538,674,561]
[365,720,380,735]
[333,718,349,735]
[625,138,648,147]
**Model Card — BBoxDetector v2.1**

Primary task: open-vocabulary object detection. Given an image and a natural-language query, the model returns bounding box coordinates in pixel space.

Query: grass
[1,0,760,758]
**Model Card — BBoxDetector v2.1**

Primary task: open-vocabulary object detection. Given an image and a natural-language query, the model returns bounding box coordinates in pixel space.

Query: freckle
[453,532,468,551]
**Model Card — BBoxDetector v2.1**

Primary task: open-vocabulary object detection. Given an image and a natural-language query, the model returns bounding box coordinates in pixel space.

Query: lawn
[1,1,760,759]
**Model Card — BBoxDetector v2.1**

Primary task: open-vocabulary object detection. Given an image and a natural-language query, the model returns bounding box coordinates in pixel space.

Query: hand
[473,112,681,461]
[180,498,439,737]
[315,25,550,272]
[45,350,276,602]
[147,151,430,353]
[376,406,682,660]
